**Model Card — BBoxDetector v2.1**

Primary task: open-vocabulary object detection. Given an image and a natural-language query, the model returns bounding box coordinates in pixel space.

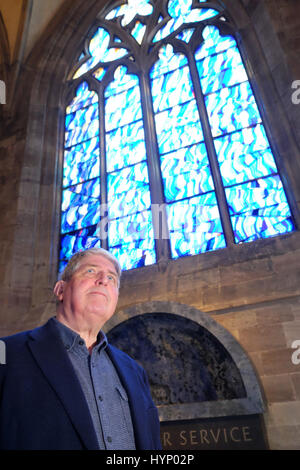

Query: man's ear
[53,280,65,302]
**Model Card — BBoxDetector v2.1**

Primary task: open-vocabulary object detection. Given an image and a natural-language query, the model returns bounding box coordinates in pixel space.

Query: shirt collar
[51,316,108,353]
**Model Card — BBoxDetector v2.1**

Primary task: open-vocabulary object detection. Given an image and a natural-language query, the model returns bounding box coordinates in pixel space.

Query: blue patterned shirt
[51,317,136,450]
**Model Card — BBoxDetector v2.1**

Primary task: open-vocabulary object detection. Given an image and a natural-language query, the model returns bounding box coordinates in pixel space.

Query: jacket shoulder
[0,329,32,347]
[0,322,51,360]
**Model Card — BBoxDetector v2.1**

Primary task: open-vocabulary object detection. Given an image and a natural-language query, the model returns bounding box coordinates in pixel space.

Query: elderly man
[0,248,161,450]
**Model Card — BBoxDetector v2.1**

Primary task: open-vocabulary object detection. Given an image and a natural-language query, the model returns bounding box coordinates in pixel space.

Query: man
[0,248,161,450]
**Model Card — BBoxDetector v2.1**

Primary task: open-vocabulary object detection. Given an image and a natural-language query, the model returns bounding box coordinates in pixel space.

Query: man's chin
[87,307,114,322]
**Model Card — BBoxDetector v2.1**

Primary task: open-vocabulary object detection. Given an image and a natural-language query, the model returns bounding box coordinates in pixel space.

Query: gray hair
[60,247,122,284]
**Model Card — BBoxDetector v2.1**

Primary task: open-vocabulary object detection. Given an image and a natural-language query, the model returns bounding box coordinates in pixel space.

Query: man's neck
[55,313,99,352]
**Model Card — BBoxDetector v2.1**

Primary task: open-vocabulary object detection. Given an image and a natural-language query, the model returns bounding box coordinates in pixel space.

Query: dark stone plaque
[160,414,268,450]
[107,312,246,405]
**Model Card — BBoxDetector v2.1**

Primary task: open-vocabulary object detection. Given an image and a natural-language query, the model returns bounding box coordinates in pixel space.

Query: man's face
[54,254,119,328]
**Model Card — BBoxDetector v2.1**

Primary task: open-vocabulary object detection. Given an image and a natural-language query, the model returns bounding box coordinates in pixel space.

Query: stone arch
[105,301,265,421]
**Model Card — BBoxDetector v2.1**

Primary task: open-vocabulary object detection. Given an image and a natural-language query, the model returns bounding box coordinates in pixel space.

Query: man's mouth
[88,290,107,298]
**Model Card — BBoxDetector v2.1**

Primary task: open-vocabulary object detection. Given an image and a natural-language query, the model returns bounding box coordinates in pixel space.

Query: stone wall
[114,232,300,449]
[0,0,300,449]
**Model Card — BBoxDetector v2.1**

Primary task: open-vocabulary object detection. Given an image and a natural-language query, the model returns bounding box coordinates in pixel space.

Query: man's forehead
[78,254,118,274]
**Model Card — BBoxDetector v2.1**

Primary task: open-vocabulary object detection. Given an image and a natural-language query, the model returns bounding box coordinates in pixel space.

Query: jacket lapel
[107,345,147,449]
[27,319,99,450]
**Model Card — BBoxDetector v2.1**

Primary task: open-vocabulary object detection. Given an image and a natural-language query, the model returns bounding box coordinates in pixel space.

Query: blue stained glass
[152,19,183,43]
[151,45,189,78]
[63,137,99,187]
[176,28,195,43]
[61,2,295,274]
[205,82,261,137]
[150,42,224,259]
[108,163,151,218]
[108,210,154,245]
[168,0,216,18]
[93,67,106,82]
[214,125,278,186]
[167,193,226,257]
[66,82,98,114]
[108,162,149,196]
[196,47,248,94]
[231,213,294,244]
[105,67,139,96]
[219,149,277,187]
[163,165,214,201]
[169,224,226,258]
[152,65,194,112]
[60,225,100,260]
[73,28,128,79]
[214,124,271,162]
[155,101,204,154]
[108,187,151,219]
[109,211,156,269]
[161,142,209,173]
[151,47,205,155]
[195,26,236,60]
[131,21,147,44]
[225,175,290,216]
[105,0,153,26]
[161,143,214,201]
[61,179,100,234]
[152,0,219,43]
[106,121,147,172]
[108,210,156,270]
[195,25,294,244]
[105,65,152,267]
[105,86,142,131]
[65,102,99,147]
[225,174,295,242]
[167,193,223,231]
[86,27,126,61]
[110,242,156,271]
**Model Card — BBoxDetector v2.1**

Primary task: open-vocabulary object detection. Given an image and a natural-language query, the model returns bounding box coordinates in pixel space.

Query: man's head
[59,247,121,284]
[54,248,121,330]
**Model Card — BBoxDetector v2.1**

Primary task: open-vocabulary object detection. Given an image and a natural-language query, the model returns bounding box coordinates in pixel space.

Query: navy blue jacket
[0,319,161,450]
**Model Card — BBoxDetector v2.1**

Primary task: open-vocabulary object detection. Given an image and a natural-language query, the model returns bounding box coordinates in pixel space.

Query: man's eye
[86,268,95,273]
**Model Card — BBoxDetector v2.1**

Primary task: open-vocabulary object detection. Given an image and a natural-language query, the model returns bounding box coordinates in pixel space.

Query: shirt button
[107,436,112,443]
[98,395,103,401]
[78,340,84,346]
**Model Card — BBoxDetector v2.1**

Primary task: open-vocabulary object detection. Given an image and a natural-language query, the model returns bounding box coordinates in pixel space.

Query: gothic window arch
[59,0,295,272]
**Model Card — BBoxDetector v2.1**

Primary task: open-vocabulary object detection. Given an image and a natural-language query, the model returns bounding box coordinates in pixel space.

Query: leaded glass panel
[167,193,226,258]
[65,104,99,148]
[60,225,100,262]
[61,179,100,234]
[60,82,101,269]
[63,137,100,187]
[60,0,295,273]
[195,25,294,243]
[105,66,156,269]
[150,43,225,257]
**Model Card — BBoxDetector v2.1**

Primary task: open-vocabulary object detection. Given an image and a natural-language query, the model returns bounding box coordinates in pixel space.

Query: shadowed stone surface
[107,312,246,406]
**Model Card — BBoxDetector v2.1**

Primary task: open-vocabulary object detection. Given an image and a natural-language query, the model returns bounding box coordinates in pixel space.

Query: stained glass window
[60,0,295,272]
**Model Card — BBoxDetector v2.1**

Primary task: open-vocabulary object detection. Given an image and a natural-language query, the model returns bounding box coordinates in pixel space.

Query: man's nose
[95,272,108,285]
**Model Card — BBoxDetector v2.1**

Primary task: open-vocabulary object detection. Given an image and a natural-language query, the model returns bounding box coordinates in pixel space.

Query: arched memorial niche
[105,301,268,450]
